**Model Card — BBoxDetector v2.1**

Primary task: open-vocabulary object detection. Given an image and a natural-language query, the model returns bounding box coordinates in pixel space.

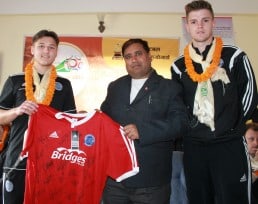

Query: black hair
[121,38,150,56]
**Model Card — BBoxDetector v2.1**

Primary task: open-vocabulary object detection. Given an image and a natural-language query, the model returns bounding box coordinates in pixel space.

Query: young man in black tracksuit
[0,29,76,204]
[171,1,257,204]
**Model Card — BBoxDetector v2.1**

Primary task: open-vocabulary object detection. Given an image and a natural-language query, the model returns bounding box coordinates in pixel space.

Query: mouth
[131,64,141,69]
[41,55,50,59]
[196,31,205,35]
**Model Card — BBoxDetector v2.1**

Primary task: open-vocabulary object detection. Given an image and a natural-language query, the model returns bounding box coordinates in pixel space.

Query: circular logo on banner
[54,42,89,96]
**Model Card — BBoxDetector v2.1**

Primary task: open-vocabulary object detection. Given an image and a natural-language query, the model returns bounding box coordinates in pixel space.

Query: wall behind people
[0,13,258,89]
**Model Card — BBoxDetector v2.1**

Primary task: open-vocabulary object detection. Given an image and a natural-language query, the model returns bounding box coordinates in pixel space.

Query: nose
[131,54,138,61]
[255,139,258,146]
[197,21,203,28]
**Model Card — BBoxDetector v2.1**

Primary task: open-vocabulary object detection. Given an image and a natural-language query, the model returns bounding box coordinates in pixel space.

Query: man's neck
[192,37,214,54]
[33,63,52,75]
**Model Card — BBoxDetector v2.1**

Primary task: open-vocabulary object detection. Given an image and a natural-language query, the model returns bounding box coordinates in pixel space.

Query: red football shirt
[22,105,139,204]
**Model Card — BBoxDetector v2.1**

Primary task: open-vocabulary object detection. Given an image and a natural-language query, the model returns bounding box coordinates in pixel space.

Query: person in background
[170,138,188,204]
[0,29,76,204]
[101,38,189,204]
[245,122,258,204]
[171,1,257,204]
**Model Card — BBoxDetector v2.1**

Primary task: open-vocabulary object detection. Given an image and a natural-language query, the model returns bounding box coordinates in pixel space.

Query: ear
[148,52,152,62]
[30,45,34,55]
[185,22,190,34]
[183,17,189,34]
[212,19,215,28]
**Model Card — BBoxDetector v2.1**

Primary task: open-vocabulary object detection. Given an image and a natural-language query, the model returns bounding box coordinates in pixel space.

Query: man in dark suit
[101,38,189,204]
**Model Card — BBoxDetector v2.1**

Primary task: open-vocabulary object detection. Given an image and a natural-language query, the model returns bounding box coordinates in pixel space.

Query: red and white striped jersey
[22,104,139,204]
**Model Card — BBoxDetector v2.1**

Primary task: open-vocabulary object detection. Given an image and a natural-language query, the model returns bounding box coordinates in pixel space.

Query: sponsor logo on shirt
[51,147,86,166]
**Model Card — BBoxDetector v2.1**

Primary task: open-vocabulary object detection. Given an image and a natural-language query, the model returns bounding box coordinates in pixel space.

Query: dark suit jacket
[252,179,258,204]
[101,69,189,188]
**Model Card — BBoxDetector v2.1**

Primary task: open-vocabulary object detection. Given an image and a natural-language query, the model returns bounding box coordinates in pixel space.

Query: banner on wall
[181,16,234,50]
[23,37,179,111]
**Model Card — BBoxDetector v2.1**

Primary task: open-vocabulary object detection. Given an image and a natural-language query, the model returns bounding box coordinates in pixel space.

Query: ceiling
[1,0,258,15]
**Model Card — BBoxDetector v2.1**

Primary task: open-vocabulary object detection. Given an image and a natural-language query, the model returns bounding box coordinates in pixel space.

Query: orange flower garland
[25,62,57,105]
[184,37,223,82]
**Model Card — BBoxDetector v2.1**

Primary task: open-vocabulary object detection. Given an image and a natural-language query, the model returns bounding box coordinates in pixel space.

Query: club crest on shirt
[55,82,63,91]
[84,134,95,147]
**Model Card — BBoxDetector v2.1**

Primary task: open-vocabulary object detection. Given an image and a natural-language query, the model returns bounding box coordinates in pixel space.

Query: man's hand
[123,124,139,140]
[16,100,38,116]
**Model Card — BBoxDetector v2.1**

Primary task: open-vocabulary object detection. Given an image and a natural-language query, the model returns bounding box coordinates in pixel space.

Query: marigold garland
[25,62,57,105]
[184,37,223,82]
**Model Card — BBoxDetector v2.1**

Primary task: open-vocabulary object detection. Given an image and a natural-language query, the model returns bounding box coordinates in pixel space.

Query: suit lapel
[123,76,132,104]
